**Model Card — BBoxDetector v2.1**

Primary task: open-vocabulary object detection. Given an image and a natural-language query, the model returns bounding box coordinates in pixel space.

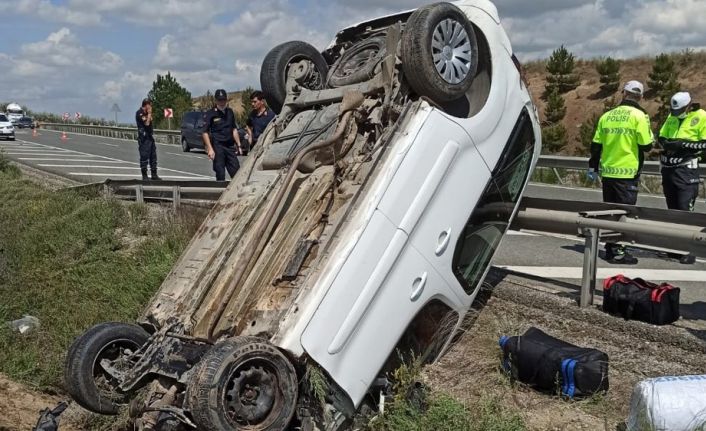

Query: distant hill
[524,50,706,155]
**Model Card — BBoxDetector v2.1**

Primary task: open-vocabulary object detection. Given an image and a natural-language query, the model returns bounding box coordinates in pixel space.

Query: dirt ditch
[426,270,706,431]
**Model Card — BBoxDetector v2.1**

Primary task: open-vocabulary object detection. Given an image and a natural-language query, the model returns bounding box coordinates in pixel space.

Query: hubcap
[225,364,278,426]
[431,18,473,84]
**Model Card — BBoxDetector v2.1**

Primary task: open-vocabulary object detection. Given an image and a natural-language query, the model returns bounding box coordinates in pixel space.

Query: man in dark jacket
[135,98,161,180]
[202,89,243,181]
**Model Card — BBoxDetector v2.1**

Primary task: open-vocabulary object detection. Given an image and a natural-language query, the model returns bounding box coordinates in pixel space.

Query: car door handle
[410,272,428,302]
[435,229,451,256]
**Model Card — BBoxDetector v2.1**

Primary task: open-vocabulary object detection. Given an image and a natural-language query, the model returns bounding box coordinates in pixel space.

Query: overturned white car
[64,1,540,429]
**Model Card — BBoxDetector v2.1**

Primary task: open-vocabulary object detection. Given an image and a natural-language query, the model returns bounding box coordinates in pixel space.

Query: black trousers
[662,166,699,212]
[138,133,157,171]
[213,142,239,181]
[602,178,639,257]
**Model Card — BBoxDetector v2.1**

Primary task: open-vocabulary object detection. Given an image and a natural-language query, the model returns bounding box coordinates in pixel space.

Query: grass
[367,359,526,431]
[0,156,199,390]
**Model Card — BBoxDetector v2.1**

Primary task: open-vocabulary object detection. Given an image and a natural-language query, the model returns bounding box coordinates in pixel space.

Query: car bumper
[0,131,15,137]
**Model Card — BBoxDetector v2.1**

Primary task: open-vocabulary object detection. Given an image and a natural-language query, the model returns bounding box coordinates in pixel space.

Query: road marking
[19,158,115,162]
[95,142,119,147]
[166,152,203,159]
[39,164,142,169]
[6,152,72,155]
[15,139,208,177]
[497,266,706,282]
[68,173,209,179]
[507,231,537,237]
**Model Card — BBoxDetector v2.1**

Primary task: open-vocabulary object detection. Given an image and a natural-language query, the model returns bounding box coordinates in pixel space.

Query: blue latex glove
[587,169,598,182]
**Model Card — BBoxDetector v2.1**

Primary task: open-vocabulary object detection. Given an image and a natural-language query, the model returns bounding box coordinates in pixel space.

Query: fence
[41,123,182,145]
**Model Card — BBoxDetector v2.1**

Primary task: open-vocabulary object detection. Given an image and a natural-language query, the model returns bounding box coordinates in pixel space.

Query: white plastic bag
[627,375,706,431]
[7,315,40,334]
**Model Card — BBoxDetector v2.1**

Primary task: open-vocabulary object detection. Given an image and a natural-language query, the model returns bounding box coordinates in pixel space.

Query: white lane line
[166,152,203,159]
[38,165,140,169]
[68,173,209,180]
[95,142,119,147]
[16,139,208,177]
[6,152,72,155]
[507,231,537,237]
[19,158,117,162]
[497,266,706,282]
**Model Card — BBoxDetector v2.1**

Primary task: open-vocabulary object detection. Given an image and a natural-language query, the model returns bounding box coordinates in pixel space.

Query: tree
[544,89,567,124]
[542,124,568,154]
[647,53,677,97]
[596,57,621,93]
[236,86,256,126]
[147,72,193,129]
[655,75,681,126]
[577,112,601,156]
[200,90,216,111]
[545,45,580,94]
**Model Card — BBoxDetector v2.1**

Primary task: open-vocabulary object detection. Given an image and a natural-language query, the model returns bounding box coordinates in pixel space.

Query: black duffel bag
[499,327,609,398]
[603,275,680,325]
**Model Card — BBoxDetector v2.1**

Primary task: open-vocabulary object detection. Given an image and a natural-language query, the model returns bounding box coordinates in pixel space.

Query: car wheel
[186,338,298,431]
[328,36,387,87]
[401,2,479,103]
[64,322,149,415]
[181,136,190,152]
[260,41,329,114]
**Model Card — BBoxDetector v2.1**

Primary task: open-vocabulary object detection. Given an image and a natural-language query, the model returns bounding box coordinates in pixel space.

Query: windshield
[0,115,8,122]
[7,108,22,114]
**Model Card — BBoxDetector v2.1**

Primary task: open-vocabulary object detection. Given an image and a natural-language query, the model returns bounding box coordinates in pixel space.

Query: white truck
[5,103,24,125]
[64,2,541,430]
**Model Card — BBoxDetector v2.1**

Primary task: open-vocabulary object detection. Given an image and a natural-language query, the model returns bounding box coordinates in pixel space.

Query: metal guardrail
[538,155,706,178]
[41,123,181,145]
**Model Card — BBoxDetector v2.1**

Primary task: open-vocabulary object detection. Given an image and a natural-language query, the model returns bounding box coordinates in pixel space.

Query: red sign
[164,108,173,118]
[75,112,81,120]
[62,112,70,121]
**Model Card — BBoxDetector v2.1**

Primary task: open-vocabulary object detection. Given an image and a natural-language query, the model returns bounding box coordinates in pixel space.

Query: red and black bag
[603,275,680,325]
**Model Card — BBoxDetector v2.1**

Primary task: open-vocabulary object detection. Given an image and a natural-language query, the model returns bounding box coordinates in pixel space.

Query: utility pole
[111,103,121,126]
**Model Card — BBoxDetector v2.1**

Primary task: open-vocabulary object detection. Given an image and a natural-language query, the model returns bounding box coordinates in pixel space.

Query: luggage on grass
[499,327,609,398]
[603,275,680,325]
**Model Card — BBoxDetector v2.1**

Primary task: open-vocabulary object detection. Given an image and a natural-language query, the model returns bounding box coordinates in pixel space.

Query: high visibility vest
[593,103,653,179]
[659,109,706,142]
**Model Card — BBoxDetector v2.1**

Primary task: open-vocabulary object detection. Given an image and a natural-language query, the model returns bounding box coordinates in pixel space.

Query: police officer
[135,98,161,180]
[246,90,276,150]
[202,89,243,181]
[588,80,654,264]
[659,92,706,264]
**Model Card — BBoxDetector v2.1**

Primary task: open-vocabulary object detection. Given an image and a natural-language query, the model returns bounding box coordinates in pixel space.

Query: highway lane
[5,129,215,181]
[4,128,705,324]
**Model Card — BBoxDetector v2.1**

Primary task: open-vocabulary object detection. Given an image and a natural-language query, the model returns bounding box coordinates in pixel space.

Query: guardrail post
[135,185,144,204]
[580,227,599,308]
[173,186,181,210]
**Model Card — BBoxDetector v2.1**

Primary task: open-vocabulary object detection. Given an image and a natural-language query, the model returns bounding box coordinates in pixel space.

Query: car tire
[401,2,479,103]
[186,338,298,431]
[64,322,150,415]
[181,136,190,152]
[328,36,387,87]
[260,41,329,114]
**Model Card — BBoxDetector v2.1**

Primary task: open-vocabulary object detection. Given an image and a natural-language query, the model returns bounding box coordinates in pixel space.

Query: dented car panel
[65,1,540,429]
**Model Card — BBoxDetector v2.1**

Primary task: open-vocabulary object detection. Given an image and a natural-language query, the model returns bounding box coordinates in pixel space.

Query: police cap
[215,89,228,101]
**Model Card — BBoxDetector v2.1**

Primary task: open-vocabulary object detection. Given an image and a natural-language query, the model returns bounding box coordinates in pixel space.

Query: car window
[453,108,535,295]
[0,115,8,122]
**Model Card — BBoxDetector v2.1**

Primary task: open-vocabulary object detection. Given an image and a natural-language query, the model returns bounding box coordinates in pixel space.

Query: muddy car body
[65,1,540,429]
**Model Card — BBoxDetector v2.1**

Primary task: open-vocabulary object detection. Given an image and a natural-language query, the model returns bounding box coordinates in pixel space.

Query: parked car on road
[0,114,15,140]
[65,2,541,430]
[180,111,205,152]
[16,116,34,129]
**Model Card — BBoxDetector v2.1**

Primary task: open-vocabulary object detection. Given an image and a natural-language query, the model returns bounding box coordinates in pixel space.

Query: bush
[544,89,567,124]
[545,45,580,94]
[596,57,621,93]
[542,123,568,154]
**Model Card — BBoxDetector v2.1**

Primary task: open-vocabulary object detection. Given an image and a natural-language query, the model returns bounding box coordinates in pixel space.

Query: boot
[141,168,149,181]
[151,169,162,181]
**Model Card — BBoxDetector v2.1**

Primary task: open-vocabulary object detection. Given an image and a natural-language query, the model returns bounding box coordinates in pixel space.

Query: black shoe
[141,168,149,181]
[609,253,638,265]
[151,171,162,181]
[680,254,696,265]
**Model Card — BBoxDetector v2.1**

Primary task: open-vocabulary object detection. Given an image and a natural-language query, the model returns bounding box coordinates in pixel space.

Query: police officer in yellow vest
[659,92,706,264]
[589,80,654,264]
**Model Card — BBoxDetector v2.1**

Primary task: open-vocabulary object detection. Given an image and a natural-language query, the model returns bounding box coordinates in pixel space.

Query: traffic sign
[164,108,173,118]
[75,112,81,120]
[62,112,70,121]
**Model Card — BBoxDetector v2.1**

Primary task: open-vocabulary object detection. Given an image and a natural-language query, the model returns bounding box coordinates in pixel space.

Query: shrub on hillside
[545,45,580,94]
[596,57,621,93]
[542,123,567,154]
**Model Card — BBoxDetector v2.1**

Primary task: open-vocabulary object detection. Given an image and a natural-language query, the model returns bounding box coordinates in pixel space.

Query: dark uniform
[135,106,158,179]
[659,94,706,212]
[203,105,240,181]
[246,108,275,148]
[590,83,653,263]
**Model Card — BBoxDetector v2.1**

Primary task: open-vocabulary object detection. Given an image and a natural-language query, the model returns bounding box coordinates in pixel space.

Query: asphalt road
[4,128,705,323]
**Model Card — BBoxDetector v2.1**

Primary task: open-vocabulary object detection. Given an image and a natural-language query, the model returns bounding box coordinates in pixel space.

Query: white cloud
[0,0,102,26]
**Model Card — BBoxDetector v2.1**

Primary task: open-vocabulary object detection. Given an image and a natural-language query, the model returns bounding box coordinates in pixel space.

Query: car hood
[0,121,13,127]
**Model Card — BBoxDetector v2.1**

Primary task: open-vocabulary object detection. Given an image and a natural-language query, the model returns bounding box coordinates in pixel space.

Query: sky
[0,0,704,120]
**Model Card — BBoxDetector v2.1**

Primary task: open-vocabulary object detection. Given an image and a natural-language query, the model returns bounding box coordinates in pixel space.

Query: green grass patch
[368,360,526,431]
[0,169,198,390]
